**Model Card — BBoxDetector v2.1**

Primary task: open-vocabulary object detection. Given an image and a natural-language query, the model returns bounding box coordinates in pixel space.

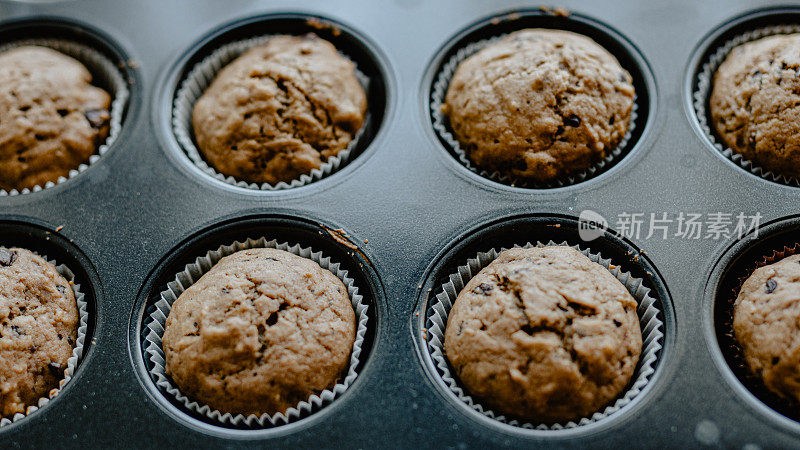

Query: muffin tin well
[0,17,138,195]
[424,9,656,190]
[157,13,391,194]
[129,214,384,437]
[413,214,674,437]
[686,7,800,188]
[704,214,800,434]
[0,219,100,429]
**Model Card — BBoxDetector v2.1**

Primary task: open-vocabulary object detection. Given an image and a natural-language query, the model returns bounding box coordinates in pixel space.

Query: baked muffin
[710,34,800,178]
[444,246,642,423]
[443,29,635,183]
[192,34,367,185]
[0,46,112,191]
[734,253,800,402]
[0,248,79,418]
[162,248,356,416]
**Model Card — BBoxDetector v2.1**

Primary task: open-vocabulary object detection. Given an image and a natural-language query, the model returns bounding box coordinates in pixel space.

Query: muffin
[734,253,800,402]
[0,46,112,192]
[0,248,79,418]
[162,248,356,416]
[443,246,642,423]
[192,33,367,185]
[442,29,635,183]
[710,34,800,179]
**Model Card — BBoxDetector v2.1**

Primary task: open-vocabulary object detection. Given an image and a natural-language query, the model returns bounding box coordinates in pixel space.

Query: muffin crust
[443,29,635,183]
[444,246,642,423]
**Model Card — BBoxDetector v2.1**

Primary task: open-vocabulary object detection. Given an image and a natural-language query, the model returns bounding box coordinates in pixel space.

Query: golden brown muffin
[711,34,800,178]
[443,29,635,183]
[162,248,356,416]
[0,248,79,418]
[0,46,111,191]
[192,34,367,185]
[444,246,642,423]
[734,254,800,402]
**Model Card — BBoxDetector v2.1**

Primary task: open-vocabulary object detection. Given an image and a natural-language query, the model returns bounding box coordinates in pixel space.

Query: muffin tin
[1,0,800,447]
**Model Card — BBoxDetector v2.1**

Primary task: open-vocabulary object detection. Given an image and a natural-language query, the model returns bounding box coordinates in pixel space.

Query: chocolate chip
[0,249,17,267]
[221,287,230,294]
[567,300,597,316]
[565,115,581,127]
[613,319,622,327]
[472,283,494,295]
[11,325,22,335]
[28,345,37,352]
[84,109,110,129]
[67,337,73,345]
[48,362,63,376]
[766,279,778,294]
[57,333,63,340]
[56,285,67,294]
[773,356,780,365]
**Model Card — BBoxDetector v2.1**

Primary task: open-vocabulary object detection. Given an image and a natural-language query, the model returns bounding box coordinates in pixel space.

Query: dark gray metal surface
[0,0,797,448]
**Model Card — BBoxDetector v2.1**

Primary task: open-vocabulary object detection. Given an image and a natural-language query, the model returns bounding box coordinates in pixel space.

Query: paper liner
[430,34,639,189]
[0,251,89,426]
[722,243,800,418]
[425,241,663,429]
[172,35,370,191]
[144,237,369,428]
[0,38,129,196]
[693,24,800,187]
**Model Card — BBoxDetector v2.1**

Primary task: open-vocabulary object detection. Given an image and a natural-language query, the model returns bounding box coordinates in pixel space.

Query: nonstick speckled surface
[0,0,799,448]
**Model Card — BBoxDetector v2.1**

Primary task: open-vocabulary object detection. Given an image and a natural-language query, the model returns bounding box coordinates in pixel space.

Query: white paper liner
[693,24,800,187]
[0,38,129,196]
[172,35,370,191]
[425,241,664,430]
[431,34,639,189]
[0,250,89,426]
[144,237,369,428]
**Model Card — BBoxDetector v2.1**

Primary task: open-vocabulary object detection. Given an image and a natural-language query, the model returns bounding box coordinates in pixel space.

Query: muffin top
[734,253,800,402]
[0,46,111,192]
[162,248,356,417]
[192,34,367,185]
[444,246,642,423]
[711,34,800,179]
[0,248,79,418]
[443,29,635,184]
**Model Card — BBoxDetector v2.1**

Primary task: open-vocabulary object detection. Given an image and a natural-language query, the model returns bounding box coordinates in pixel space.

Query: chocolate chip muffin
[162,248,356,416]
[192,34,367,185]
[711,34,800,178]
[0,248,79,418]
[442,29,635,184]
[0,46,112,192]
[444,246,642,423]
[734,253,800,402]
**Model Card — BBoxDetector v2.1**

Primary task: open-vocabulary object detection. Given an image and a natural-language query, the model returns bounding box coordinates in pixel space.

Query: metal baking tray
[0,0,798,447]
